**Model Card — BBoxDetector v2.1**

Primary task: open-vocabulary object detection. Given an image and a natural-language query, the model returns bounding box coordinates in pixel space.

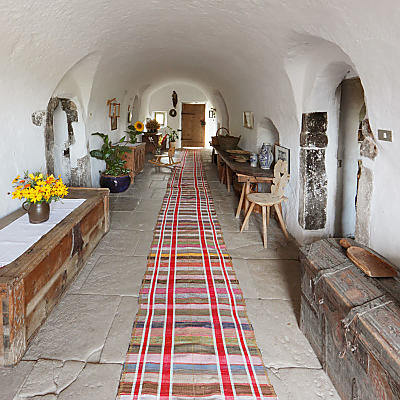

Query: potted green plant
[145,118,160,133]
[90,132,132,193]
[165,126,179,148]
[125,121,144,144]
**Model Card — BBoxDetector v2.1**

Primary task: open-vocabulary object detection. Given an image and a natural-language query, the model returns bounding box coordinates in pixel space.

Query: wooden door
[181,103,205,147]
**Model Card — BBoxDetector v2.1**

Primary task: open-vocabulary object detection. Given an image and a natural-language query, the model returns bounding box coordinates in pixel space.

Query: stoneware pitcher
[23,202,50,224]
[259,143,274,169]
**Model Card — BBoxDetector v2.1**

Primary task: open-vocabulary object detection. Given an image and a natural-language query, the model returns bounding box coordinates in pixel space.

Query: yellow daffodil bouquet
[10,172,68,204]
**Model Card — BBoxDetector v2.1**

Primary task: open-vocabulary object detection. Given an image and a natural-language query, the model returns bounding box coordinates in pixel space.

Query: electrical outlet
[378,129,393,142]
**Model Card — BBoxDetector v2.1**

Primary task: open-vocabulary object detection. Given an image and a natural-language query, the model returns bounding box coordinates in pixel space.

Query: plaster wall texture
[335,78,365,237]
[144,82,218,148]
[0,0,399,264]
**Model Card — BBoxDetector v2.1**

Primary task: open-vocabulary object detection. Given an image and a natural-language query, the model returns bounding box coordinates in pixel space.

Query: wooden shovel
[340,239,398,278]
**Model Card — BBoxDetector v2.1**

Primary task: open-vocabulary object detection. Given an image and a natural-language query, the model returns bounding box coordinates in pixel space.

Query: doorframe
[180,102,206,148]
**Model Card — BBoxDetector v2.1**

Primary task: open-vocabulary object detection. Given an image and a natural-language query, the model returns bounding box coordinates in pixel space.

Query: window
[154,111,167,127]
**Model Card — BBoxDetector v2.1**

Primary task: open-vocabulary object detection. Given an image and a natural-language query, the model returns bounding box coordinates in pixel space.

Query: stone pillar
[298,112,328,230]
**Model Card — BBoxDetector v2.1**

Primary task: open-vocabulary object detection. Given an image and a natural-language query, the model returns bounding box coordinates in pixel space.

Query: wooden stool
[240,193,288,247]
[240,160,289,247]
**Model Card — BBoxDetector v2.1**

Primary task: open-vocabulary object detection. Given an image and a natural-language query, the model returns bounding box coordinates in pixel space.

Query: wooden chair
[148,147,181,168]
[240,160,289,247]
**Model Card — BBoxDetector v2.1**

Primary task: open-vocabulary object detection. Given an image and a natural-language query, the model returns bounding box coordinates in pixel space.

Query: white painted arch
[1,0,400,265]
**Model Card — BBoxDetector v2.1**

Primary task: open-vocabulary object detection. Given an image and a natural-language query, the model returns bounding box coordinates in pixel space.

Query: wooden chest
[122,143,146,180]
[299,239,400,400]
[0,188,109,366]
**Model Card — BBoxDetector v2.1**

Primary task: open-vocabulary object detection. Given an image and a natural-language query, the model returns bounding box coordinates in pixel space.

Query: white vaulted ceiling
[1,0,400,263]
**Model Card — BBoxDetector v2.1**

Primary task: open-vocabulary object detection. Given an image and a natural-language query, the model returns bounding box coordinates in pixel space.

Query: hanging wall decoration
[274,144,290,173]
[107,98,120,130]
[172,91,178,108]
[243,111,254,129]
[169,108,177,117]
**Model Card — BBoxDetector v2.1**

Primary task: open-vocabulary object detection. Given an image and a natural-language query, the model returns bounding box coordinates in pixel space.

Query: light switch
[378,129,393,142]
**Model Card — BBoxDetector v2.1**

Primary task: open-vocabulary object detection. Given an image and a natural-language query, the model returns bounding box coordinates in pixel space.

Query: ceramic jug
[250,153,258,167]
[259,143,274,169]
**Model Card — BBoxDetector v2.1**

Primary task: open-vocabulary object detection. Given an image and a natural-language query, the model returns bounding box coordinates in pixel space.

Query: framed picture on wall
[243,111,254,129]
[274,145,290,173]
[111,116,118,131]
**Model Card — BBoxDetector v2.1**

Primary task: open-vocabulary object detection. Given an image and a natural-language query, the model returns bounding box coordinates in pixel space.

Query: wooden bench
[299,238,400,400]
[0,188,109,366]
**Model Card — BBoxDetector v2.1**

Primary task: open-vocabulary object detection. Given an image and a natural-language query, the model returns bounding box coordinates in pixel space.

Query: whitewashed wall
[1,0,400,265]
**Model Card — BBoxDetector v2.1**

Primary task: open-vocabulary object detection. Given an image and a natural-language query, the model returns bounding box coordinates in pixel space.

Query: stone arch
[256,117,280,149]
[290,36,374,244]
[44,97,91,186]
[139,79,228,148]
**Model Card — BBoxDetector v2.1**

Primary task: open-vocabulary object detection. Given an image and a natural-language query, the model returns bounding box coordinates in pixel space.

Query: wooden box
[299,239,400,400]
[0,188,109,366]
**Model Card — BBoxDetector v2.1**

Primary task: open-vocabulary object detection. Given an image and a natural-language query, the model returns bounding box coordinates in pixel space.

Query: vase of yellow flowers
[124,121,144,144]
[145,118,160,133]
[10,173,69,223]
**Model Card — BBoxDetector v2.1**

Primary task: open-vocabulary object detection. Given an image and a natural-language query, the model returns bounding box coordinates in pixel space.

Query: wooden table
[212,145,275,217]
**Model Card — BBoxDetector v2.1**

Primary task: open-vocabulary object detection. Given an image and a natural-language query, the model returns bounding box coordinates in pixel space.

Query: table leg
[240,203,255,232]
[226,166,231,192]
[243,182,251,231]
[262,205,267,248]
[274,203,289,239]
[267,206,270,226]
[243,182,251,213]
[236,184,246,218]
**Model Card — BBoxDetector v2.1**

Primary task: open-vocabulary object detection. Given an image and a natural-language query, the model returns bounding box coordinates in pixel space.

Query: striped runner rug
[117,150,277,399]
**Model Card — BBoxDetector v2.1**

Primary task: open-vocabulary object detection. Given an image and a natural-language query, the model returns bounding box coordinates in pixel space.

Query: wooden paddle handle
[339,238,352,249]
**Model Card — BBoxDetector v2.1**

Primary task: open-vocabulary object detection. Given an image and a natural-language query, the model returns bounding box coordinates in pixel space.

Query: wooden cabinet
[122,143,146,180]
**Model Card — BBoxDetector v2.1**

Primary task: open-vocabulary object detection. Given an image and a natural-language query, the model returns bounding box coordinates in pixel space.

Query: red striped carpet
[117,150,277,399]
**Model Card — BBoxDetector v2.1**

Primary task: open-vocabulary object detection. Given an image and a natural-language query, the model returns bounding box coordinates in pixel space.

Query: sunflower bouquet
[125,120,144,144]
[10,172,68,204]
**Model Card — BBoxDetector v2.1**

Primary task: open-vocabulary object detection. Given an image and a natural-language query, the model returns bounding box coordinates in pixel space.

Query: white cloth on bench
[0,199,85,268]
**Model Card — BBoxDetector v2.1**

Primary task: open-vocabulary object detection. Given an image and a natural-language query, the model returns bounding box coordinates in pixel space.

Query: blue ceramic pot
[100,174,131,193]
[250,153,258,167]
[259,143,274,169]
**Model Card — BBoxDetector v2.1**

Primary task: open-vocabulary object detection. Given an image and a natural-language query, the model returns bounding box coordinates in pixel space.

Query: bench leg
[240,203,255,232]
[274,203,289,239]
[262,205,267,248]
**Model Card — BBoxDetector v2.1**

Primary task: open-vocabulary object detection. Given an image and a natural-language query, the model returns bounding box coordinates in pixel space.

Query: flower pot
[100,174,131,193]
[23,202,50,224]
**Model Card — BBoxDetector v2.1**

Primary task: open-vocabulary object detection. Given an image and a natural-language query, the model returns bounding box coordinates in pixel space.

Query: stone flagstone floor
[0,150,340,400]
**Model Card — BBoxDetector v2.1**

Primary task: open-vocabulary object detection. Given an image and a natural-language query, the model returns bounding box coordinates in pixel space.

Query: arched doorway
[335,77,366,237]
[45,97,92,186]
